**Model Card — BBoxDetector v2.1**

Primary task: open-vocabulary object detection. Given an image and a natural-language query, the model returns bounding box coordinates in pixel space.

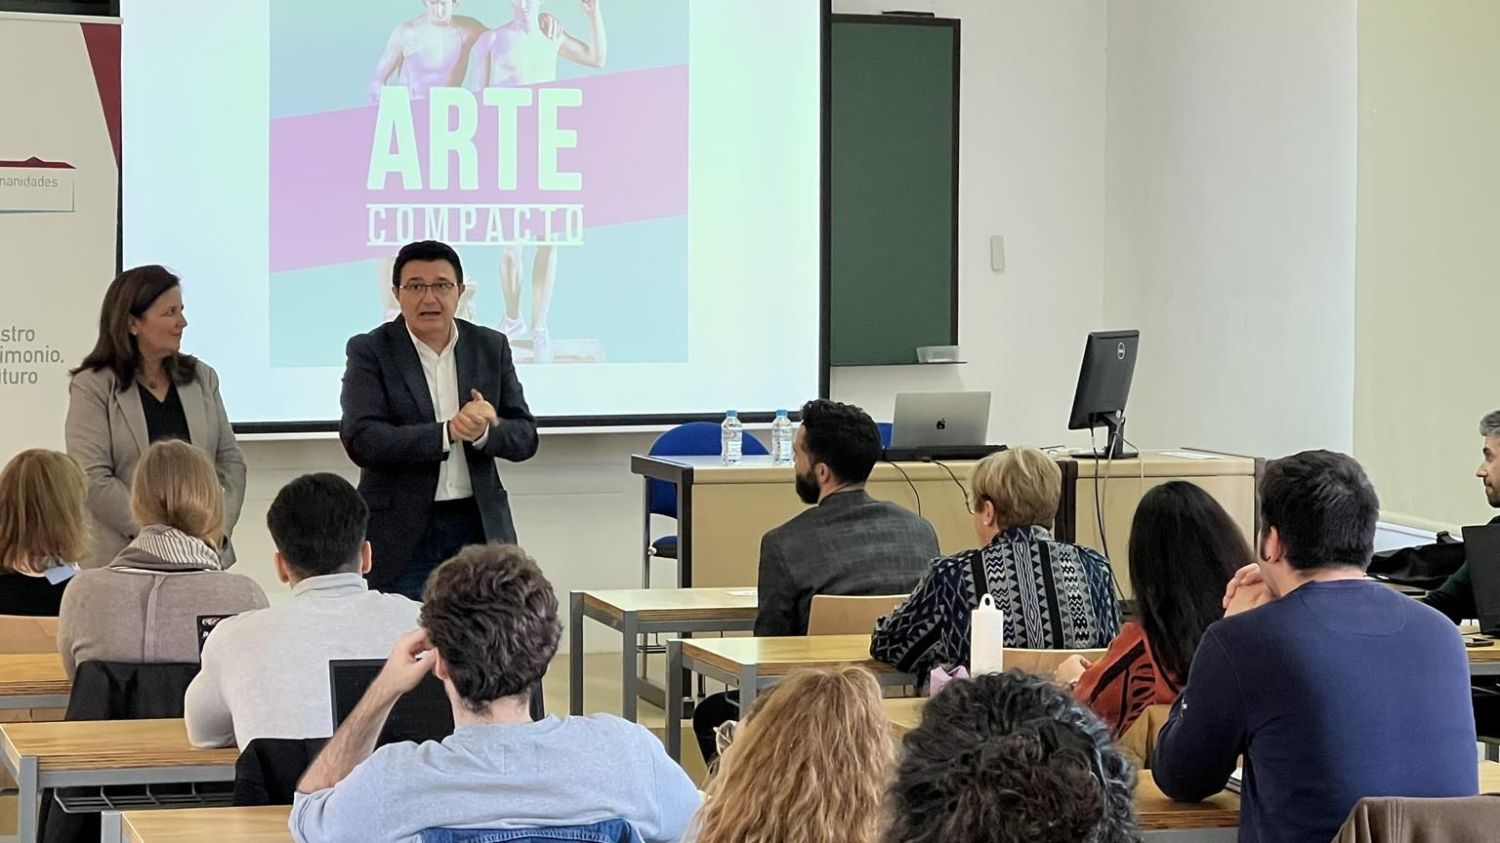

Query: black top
[0,570,72,616]
[139,382,192,444]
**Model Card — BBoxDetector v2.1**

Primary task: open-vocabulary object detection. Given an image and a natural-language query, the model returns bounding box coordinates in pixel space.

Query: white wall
[1354,0,1500,531]
[1102,0,1358,458]
[833,0,1106,448]
[225,0,1111,654]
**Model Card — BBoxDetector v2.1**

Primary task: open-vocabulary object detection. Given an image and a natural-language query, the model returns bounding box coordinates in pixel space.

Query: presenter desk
[633,451,1259,598]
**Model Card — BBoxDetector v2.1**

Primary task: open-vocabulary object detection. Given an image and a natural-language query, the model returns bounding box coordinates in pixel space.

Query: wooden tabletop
[581,588,759,622]
[1069,451,1256,479]
[0,653,69,698]
[0,718,239,772]
[1464,639,1500,665]
[635,452,1256,484]
[884,697,924,736]
[1135,772,1241,830]
[123,805,292,843]
[680,634,897,677]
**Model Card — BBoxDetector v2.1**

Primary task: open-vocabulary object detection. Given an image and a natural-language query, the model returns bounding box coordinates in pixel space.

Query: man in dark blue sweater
[1152,450,1477,843]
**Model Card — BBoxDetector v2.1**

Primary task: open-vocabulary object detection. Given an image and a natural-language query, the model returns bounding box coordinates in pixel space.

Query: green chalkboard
[829,15,959,366]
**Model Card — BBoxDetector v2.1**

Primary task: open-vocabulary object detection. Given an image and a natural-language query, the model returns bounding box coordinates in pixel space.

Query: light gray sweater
[57,525,268,677]
[291,716,702,843]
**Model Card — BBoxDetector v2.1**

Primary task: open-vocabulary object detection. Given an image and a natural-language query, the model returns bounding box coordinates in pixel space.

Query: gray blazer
[754,489,940,637]
[64,363,247,568]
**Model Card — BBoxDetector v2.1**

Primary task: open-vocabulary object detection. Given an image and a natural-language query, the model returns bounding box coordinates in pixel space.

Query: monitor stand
[1072,416,1138,460]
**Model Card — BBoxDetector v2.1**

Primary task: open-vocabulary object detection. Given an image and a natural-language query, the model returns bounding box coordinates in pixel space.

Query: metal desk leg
[620,611,639,723]
[739,665,760,714]
[665,639,683,761]
[15,754,38,843]
[101,809,124,843]
[641,478,653,588]
[569,591,585,716]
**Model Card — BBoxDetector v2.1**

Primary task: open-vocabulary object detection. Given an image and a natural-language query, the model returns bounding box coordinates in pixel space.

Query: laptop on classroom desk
[329,658,455,747]
[883,391,1006,462]
[1462,524,1500,635]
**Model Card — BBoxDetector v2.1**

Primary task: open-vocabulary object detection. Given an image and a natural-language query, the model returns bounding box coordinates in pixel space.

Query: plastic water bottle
[721,410,743,465]
[771,410,794,465]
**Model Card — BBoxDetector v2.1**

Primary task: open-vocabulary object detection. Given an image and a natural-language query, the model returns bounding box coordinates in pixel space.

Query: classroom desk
[632,451,1259,598]
[0,719,239,843]
[1466,639,1500,676]
[114,805,292,843]
[569,588,758,721]
[0,654,69,712]
[664,634,911,761]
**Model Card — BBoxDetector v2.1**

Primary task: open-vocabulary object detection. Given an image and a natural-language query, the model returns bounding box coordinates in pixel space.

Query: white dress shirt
[408,323,489,501]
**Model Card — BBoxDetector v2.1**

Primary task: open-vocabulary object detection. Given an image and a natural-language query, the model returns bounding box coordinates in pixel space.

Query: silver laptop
[890,392,991,450]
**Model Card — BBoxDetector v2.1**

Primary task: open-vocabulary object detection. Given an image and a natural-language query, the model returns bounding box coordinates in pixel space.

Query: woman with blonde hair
[872,447,1122,680]
[689,665,893,843]
[58,440,266,677]
[0,450,90,616]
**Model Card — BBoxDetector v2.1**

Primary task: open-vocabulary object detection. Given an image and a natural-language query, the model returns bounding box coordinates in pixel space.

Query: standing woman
[65,265,246,568]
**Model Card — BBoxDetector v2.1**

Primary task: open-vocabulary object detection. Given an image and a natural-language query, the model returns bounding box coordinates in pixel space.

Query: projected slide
[123,0,821,425]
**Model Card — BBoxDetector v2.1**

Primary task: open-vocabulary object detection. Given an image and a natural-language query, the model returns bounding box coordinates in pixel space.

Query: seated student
[185,473,422,749]
[887,670,1137,843]
[0,449,89,616]
[1052,481,1250,737]
[1418,410,1500,623]
[688,666,893,843]
[754,398,940,637]
[58,440,267,678]
[871,447,1122,679]
[692,398,939,762]
[291,543,701,843]
[1156,451,1477,843]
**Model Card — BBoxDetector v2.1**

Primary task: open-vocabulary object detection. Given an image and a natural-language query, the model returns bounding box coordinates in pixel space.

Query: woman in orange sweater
[1056,481,1252,736]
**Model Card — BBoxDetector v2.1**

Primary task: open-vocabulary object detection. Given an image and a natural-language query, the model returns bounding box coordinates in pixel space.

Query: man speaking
[340,240,537,598]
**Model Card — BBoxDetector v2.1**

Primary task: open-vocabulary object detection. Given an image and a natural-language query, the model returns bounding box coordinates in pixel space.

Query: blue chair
[420,818,641,843]
[877,421,894,448]
[643,421,768,588]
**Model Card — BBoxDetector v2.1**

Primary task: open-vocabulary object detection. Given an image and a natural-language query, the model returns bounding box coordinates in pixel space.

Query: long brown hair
[691,666,894,843]
[72,265,197,390]
[0,450,89,573]
[130,440,224,549]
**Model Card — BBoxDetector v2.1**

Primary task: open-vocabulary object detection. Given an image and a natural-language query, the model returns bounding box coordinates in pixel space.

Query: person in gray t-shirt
[291,544,701,843]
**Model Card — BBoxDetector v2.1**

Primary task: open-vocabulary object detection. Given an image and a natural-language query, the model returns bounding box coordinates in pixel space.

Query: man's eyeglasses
[398,282,461,296]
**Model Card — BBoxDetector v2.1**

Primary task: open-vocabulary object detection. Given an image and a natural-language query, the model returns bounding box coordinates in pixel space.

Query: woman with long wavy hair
[690,665,894,843]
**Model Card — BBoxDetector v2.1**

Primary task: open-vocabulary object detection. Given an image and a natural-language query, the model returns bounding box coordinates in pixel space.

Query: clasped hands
[448,389,498,443]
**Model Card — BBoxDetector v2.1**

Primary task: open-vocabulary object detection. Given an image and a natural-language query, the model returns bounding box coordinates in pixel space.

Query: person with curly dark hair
[291,543,700,842]
[887,670,1138,843]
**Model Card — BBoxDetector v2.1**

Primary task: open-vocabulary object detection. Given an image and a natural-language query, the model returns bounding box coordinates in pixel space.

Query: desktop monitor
[1067,330,1140,459]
